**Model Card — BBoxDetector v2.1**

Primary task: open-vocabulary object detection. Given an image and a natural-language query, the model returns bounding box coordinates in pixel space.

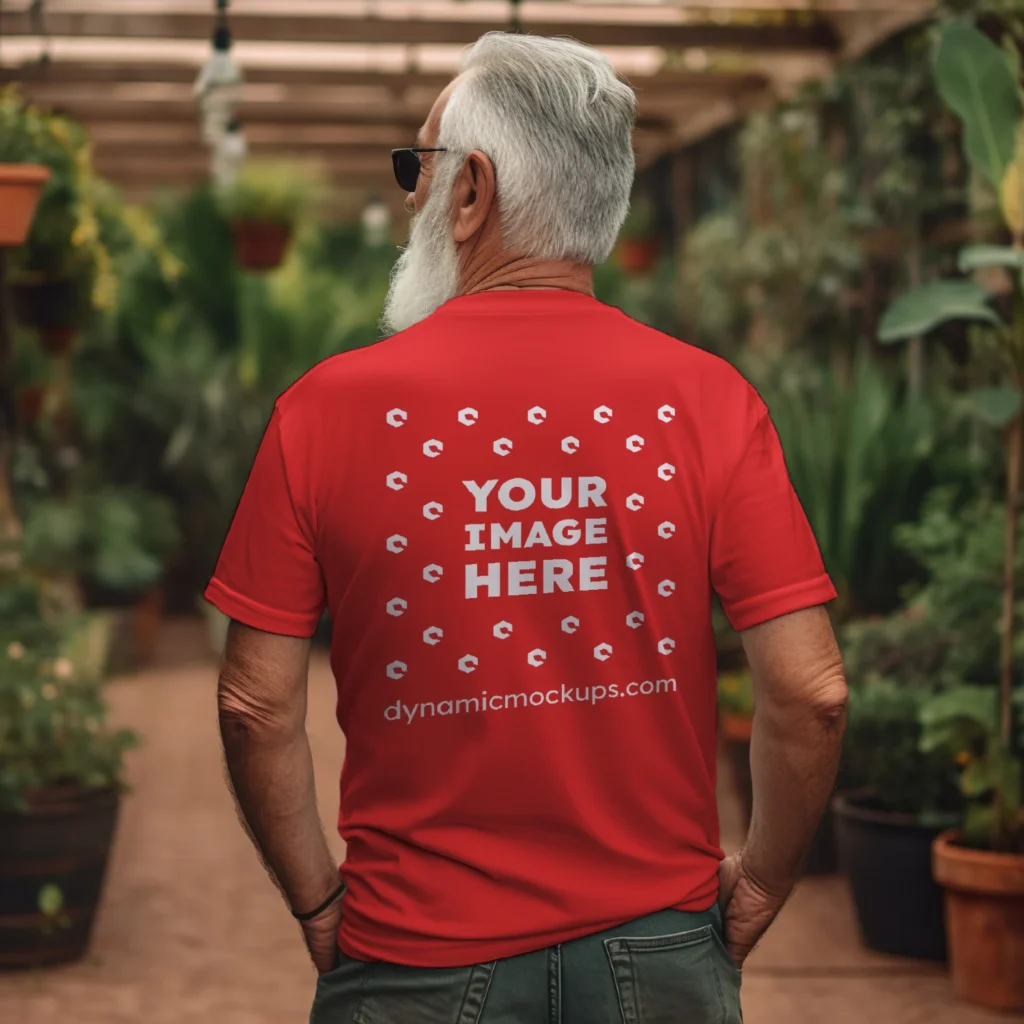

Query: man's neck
[458,256,594,298]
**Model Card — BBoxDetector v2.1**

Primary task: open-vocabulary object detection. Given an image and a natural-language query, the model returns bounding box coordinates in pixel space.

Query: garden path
[0,619,1012,1024]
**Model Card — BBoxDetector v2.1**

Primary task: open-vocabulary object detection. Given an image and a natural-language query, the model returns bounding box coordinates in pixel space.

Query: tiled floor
[0,619,1014,1023]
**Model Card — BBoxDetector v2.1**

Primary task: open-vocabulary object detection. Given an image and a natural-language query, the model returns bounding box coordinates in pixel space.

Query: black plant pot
[0,787,120,969]
[833,791,955,962]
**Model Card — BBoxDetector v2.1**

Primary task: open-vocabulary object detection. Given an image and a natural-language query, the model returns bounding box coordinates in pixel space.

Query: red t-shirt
[205,289,835,967]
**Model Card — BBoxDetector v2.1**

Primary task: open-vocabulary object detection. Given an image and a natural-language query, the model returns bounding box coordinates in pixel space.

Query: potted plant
[615,196,660,276]
[20,484,180,674]
[0,88,114,354]
[0,88,50,249]
[216,160,317,272]
[834,662,961,960]
[878,20,1024,1007]
[0,567,136,969]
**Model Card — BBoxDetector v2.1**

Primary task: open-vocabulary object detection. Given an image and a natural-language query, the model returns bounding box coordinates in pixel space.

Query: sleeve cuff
[722,573,838,633]
[204,577,322,638]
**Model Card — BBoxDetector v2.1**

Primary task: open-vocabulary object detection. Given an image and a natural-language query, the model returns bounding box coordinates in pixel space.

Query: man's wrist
[292,881,346,921]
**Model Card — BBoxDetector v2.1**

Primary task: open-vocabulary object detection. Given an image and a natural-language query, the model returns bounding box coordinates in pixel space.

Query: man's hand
[717,852,791,967]
[300,897,343,975]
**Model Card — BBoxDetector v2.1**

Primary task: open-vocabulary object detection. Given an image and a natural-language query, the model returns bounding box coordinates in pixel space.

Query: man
[209,31,847,1024]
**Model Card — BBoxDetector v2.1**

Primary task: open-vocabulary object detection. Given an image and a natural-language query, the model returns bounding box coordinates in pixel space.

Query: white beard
[380,170,461,335]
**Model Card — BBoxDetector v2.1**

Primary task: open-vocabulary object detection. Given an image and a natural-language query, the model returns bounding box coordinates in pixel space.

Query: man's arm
[217,621,339,942]
[719,605,848,962]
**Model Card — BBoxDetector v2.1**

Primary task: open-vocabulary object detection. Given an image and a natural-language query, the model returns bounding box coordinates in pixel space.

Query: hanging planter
[217,160,319,273]
[229,220,292,272]
[0,165,50,248]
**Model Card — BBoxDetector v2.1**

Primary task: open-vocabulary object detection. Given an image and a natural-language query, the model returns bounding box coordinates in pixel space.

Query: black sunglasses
[391,147,448,192]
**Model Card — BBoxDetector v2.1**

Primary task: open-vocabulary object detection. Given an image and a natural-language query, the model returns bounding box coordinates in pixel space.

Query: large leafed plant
[880,19,1024,851]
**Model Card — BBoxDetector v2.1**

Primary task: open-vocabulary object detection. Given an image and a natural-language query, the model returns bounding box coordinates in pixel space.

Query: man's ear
[452,150,497,244]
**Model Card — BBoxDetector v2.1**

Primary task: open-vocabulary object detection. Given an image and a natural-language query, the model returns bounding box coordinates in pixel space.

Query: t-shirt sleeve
[710,404,836,632]
[204,405,326,637]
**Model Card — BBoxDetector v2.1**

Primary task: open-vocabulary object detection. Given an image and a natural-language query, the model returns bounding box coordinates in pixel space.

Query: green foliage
[920,686,1024,850]
[757,353,939,618]
[215,160,321,225]
[839,677,961,819]
[933,20,1021,191]
[70,189,395,588]
[619,197,656,241]
[0,571,137,812]
[20,485,180,598]
[878,279,1000,341]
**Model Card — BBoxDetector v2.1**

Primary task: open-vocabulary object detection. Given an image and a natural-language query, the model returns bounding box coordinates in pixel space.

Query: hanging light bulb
[362,195,392,247]
[194,0,244,146]
[212,119,247,192]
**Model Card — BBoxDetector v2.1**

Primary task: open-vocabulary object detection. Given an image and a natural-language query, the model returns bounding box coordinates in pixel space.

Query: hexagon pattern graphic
[625,493,644,511]
[493,437,513,456]
[594,405,613,424]
[423,564,443,583]
[658,579,676,597]
[422,439,443,458]
[458,407,479,426]
[386,408,408,428]
[527,648,547,667]
[657,638,677,655]
[423,626,443,646]
[626,611,645,629]
[561,436,580,454]
[458,654,479,673]
[626,552,645,570]
[626,434,645,453]
[561,616,580,634]
[386,534,408,554]
[423,501,443,520]
[657,404,676,423]
[657,521,676,539]
[493,621,513,640]
[386,470,408,491]
[386,597,407,617]
[657,463,676,481]
[594,643,613,661]
[527,406,547,424]
[386,660,407,680]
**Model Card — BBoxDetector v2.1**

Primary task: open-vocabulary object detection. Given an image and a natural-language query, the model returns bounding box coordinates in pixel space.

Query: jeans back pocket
[604,923,741,1024]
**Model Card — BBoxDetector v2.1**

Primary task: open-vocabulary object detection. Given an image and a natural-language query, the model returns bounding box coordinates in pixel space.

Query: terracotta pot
[932,829,1024,1011]
[616,238,659,276]
[0,164,50,247]
[230,220,292,271]
[0,787,119,969]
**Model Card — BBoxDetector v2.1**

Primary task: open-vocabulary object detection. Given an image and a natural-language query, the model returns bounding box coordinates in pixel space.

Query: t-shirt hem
[204,577,321,638]
[335,879,719,967]
[724,573,837,633]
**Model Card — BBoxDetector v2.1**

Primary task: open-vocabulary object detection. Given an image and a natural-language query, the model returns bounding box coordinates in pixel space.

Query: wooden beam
[0,8,840,52]
[6,59,768,97]
[18,94,679,132]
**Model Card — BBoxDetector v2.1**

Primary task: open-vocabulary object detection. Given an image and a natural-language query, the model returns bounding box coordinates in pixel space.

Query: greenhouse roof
[1,0,933,207]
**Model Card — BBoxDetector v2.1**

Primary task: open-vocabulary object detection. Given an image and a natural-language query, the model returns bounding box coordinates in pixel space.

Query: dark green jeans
[310,906,742,1024]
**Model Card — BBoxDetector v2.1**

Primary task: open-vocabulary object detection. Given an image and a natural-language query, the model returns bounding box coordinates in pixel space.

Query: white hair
[438,32,637,265]
[379,154,462,334]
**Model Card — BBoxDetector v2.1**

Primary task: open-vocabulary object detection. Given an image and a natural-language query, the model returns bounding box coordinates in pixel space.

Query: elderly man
[208,31,846,1023]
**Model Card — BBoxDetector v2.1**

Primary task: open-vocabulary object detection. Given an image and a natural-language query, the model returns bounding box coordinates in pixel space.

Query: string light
[194,0,244,148]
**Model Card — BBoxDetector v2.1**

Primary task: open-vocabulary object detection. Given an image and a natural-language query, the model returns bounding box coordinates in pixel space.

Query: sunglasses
[391,147,448,192]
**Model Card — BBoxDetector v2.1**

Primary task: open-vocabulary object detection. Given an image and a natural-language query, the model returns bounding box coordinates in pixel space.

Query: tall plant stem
[1001,411,1021,750]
